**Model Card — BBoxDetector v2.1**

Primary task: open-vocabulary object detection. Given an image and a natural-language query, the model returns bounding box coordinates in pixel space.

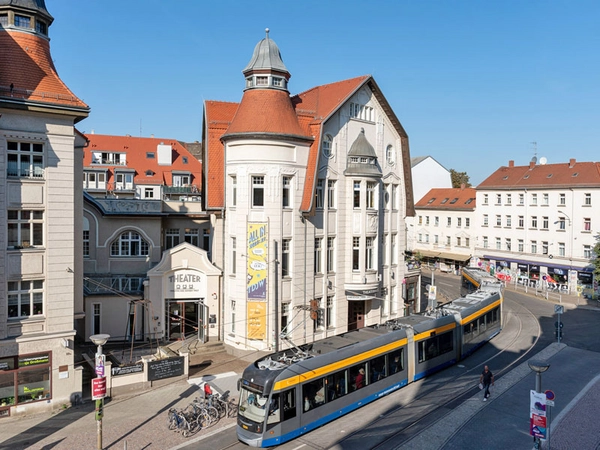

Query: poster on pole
[529,390,547,439]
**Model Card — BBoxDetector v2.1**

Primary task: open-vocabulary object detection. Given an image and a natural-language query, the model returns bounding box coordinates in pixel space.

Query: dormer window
[272,77,283,87]
[572,172,579,177]
[35,20,47,35]
[465,198,474,204]
[182,157,188,164]
[547,173,553,178]
[441,198,449,204]
[427,198,436,204]
[450,198,458,204]
[145,170,154,176]
[146,152,155,159]
[256,76,268,86]
[14,15,31,29]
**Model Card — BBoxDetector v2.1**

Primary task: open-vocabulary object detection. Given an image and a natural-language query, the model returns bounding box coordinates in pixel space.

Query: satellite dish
[531,156,538,164]
[539,156,548,165]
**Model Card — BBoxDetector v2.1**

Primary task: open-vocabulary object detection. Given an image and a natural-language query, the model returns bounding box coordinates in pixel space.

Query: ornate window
[323,134,334,158]
[111,231,149,256]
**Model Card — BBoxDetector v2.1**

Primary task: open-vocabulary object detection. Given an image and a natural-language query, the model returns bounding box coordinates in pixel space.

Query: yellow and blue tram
[461,266,504,295]
[236,287,503,447]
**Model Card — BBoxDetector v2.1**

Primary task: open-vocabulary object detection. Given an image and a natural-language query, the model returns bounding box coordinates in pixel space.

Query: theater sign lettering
[168,270,206,298]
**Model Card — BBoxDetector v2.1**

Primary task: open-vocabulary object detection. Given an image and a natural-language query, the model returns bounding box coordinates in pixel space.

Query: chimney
[508,160,514,168]
[569,158,576,168]
[460,183,466,190]
[529,161,535,169]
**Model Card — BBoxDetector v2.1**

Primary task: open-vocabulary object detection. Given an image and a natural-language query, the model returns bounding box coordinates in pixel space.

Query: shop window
[0,353,51,408]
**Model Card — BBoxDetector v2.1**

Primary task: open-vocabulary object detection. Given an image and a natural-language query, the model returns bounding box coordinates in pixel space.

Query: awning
[416,250,471,262]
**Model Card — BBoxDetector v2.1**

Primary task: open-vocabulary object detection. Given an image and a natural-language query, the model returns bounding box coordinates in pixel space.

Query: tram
[461,266,504,296]
[236,285,503,447]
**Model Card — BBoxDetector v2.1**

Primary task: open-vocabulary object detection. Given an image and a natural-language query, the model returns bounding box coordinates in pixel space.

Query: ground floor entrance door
[167,300,206,341]
[348,301,365,331]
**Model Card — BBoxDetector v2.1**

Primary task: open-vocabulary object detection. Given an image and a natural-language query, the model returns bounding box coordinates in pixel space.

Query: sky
[46,0,600,186]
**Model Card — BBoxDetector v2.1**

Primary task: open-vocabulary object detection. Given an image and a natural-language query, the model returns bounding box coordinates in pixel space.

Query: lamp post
[90,334,110,450]
[528,359,550,450]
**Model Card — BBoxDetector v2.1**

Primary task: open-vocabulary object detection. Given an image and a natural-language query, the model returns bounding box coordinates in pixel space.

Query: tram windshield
[238,387,271,424]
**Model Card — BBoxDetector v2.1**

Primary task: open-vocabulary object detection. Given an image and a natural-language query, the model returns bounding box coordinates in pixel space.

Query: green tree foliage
[592,233,600,284]
[450,169,471,188]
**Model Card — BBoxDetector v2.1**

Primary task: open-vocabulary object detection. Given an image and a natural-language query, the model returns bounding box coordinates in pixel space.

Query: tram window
[439,331,453,354]
[331,370,347,400]
[479,316,487,332]
[388,349,404,373]
[281,388,296,421]
[303,378,326,410]
[370,355,386,382]
[350,364,367,391]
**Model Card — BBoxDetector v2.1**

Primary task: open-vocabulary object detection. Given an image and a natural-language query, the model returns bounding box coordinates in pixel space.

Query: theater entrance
[167,300,207,341]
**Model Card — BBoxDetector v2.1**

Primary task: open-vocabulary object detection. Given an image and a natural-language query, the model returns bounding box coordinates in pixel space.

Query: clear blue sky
[48,0,599,186]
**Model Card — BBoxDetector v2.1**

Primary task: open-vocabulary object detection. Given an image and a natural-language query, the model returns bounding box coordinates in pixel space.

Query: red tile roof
[83,134,202,190]
[415,187,477,210]
[0,30,88,113]
[478,159,600,189]
[203,75,415,216]
[225,89,306,137]
[203,101,237,209]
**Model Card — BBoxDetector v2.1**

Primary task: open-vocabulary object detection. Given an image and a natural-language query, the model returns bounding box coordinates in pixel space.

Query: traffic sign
[546,400,555,407]
[545,390,555,400]
[554,304,564,314]
[92,377,107,400]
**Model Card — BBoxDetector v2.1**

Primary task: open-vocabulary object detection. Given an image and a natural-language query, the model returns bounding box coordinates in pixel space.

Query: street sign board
[554,304,564,314]
[546,400,555,407]
[92,377,107,400]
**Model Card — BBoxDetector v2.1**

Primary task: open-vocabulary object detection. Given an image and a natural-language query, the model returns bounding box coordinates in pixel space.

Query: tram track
[359,292,542,450]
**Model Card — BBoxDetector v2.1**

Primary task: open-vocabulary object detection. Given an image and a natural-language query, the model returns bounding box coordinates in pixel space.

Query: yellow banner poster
[247,301,267,340]
[247,222,268,299]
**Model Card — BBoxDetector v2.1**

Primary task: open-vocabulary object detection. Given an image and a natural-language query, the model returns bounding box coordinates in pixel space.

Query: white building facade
[474,159,599,292]
[203,32,417,352]
[0,1,89,416]
[409,187,477,272]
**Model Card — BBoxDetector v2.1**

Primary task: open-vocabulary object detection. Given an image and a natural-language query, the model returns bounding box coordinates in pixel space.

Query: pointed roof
[345,128,382,177]
[223,89,307,139]
[243,28,289,77]
[0,4,88,116]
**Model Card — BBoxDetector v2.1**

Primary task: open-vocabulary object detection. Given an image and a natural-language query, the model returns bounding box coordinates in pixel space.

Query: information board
[147,357,185,381]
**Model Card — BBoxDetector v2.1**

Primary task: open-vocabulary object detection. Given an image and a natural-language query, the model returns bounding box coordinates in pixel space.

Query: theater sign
[167,269,206,299]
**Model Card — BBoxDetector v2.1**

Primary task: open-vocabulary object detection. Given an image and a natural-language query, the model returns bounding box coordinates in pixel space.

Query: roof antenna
[530,141,537,161]
[265,28,270,39]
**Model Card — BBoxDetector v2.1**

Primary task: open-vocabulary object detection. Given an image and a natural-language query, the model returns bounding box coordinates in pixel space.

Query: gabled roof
[415,187,476,210]
[0,30,88,114]
[478,159,600,189]
[83,134,202,189]
[203,75,415,216]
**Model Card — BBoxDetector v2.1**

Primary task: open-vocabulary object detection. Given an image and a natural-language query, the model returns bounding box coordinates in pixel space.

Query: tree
[592,233,600,295]
[450,169,471,188]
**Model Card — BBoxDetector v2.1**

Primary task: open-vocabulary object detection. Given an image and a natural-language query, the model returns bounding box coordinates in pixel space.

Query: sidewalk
[396,343,600,450]
[0,348,250,450]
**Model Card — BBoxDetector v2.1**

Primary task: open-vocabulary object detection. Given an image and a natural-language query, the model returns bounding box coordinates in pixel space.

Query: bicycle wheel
[205,405,219,423]
[227,399,238,418]
[196,410,212,429]
[167,409,179,430]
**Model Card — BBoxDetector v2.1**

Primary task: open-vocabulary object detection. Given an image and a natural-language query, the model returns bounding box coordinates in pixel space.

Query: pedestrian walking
[480,365,494,401]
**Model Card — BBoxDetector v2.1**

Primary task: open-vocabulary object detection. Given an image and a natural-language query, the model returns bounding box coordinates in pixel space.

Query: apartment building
[203,31,417,352]
[0,0,89,416]
[410,187,477,272]
[475,158,599,292]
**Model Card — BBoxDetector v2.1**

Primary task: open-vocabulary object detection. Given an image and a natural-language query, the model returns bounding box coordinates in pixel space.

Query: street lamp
[528,359,550,450]
[558,210,573,293]
[90,334,110,450]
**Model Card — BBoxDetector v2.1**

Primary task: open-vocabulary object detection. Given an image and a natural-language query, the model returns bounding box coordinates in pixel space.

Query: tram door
[167,300,200,340]
[348,301,365,331]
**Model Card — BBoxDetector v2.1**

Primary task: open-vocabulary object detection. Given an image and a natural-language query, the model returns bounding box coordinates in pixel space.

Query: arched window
[323,134,334,158]
[110,231,149,257]
[386,145,395,165]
